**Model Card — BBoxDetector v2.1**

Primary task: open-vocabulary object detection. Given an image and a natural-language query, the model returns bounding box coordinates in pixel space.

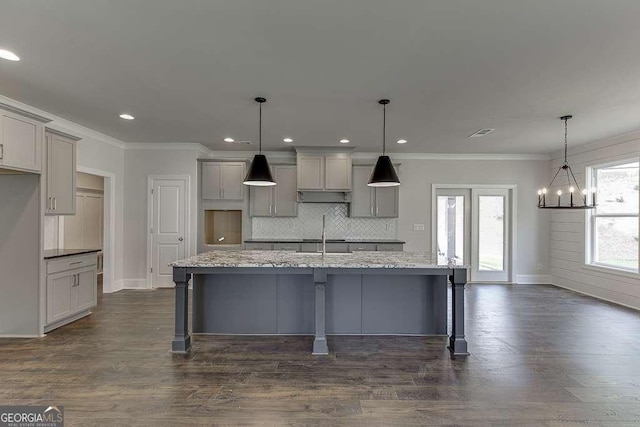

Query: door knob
[178,237,184,241]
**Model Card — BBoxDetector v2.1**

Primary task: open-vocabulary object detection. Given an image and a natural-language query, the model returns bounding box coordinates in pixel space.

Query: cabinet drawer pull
[68,261,83,266]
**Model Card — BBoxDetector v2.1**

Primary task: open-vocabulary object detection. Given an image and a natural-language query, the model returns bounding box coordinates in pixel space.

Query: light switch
[413,224,425,231]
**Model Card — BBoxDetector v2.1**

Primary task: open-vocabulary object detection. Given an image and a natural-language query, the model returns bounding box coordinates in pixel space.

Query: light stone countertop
[170,250,468,269]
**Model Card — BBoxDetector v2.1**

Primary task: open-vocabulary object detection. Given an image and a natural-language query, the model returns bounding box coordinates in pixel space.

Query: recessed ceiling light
[339,139,350,144]
[0,49,20,61]
[396,139,407,144]
[223,137,235,143]
[119,114,135,120]
[283,137,293,143]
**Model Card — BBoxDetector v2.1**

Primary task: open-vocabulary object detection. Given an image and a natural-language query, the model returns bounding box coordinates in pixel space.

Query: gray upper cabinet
[273,165,298,216]
[351,166,376,217]
[46,129,78,215]
[297,155,324,190]
[250,165,298,217]
[350,165,399,218]
[325,154,351,191]
[201,162,246,200]
[0,107,45,173]
[296,150,352,192]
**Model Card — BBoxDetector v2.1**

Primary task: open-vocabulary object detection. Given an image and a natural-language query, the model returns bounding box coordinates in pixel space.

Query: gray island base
[170,251,469,356]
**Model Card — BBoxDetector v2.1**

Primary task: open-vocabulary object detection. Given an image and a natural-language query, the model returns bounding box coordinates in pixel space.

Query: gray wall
[0,174,41,336]
[548,130,640,309]
[123,148,200,283]
[396,158,551,279]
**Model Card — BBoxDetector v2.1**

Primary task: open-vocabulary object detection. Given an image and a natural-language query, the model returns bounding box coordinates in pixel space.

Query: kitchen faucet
[322,214,326,257]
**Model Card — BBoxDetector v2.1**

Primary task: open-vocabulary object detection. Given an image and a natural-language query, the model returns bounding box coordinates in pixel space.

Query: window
[587,160,639,273]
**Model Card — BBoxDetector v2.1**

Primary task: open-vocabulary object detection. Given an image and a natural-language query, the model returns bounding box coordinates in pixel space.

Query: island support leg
[313,269,329,355]
[448,269,470,356]
[172,267,191,354]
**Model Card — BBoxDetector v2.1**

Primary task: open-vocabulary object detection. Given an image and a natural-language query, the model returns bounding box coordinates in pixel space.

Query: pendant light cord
[259,101,262,154]
[382,103,387,155]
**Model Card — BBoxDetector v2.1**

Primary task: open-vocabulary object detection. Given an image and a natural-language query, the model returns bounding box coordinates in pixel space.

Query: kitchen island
[170,251,469,356]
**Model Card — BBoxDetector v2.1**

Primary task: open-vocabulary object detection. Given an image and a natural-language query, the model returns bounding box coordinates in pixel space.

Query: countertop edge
[44,249,101,260]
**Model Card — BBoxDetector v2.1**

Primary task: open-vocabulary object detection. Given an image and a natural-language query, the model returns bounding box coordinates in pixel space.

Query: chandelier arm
[565,167,572,189]
[567,166,583,194]
[547,167,562,190]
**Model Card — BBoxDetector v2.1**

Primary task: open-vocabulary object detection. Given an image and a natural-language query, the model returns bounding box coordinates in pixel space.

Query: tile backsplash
[251,203,397,240]
[44,216,59,250]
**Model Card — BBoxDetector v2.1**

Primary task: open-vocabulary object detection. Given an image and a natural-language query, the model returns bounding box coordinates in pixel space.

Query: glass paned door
[436,189,471,269]
[472,189,510,282]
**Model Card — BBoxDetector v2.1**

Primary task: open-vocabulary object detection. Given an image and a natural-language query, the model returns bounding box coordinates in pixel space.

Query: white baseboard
[0,334,40,338]
[552,280,640,312]
[121,279,149,289]
[110,279,125,293]
[516,274,552,284]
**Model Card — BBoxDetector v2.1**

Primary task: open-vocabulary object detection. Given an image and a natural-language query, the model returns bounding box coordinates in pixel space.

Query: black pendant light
[243,97,276,186]
[368,99,400,187]
[537,115,595,209]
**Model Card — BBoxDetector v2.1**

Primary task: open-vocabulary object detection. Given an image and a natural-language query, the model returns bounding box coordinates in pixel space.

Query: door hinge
[150,267,153,273]
[151,188,154,194]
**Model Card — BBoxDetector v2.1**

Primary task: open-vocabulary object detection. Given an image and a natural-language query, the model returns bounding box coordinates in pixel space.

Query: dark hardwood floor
[2,283,640,426]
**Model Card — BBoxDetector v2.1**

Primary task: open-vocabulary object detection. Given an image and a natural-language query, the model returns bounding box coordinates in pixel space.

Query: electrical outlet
[537,263,544,271]
[413,224,425,231]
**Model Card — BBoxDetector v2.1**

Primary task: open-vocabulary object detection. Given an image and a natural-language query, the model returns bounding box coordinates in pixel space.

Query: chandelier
[538,115,596,209]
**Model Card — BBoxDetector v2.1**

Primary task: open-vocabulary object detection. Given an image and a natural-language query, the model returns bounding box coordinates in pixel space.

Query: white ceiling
[2,0,640,154]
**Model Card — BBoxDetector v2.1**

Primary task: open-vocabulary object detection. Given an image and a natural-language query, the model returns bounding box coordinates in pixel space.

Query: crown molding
[0,102,51,123]
[125,142,212,156]
[45,126,82,141]
[0,94,126,149]
[353,152,551,161]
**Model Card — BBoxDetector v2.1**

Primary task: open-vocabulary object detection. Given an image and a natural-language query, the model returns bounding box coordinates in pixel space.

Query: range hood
[297,191,352,203]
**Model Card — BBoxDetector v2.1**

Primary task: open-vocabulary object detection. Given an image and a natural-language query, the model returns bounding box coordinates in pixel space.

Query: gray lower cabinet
[348,243,377,251]
[273,242,302,251]
[201,162,246,200]
[45,254,97,332]
[351,165,399,218]
[376,243,404,251]
[245,242,273,250]
[250,165,298,217]
[246,242,403,251]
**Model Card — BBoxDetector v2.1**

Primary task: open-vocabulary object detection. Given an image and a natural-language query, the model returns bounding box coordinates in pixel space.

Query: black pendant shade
[368,155,400,187]
[244,154,276,186]
[369,99,400,187]
[243,97,276,186]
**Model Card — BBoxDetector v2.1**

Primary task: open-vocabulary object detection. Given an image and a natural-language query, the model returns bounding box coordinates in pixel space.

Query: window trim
[585,157,640,274]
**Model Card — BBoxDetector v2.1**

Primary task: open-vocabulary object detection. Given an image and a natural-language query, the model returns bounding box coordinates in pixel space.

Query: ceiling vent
[469,128,495,138]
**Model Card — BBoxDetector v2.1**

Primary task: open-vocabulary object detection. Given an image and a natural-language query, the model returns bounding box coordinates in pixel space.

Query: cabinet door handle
[376,206,379,216]
[53,197,57,210]
[0,143,3,160]
[370,205,374,215]
[274,205,277,215]
[222,189,225,199]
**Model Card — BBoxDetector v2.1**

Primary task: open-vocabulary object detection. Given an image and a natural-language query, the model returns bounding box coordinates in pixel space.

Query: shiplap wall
[549,130,640,310]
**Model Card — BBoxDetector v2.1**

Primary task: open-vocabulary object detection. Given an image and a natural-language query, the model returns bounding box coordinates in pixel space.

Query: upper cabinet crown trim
[45,127,82,141]
[0,102,52,123]
[294,146,355,155]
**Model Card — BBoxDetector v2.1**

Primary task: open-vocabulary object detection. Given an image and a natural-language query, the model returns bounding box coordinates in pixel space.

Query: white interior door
[471,188,510,282]
[151,178,186,288]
